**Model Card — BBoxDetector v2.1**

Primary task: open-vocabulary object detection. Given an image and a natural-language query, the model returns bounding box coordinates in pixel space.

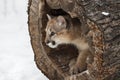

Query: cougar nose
[46,40,50,44]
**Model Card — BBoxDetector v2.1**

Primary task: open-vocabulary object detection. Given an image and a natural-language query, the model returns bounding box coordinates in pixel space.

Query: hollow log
[28,0,120,80]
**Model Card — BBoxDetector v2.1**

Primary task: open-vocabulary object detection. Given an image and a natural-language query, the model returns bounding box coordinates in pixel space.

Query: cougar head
[45,14,71,48]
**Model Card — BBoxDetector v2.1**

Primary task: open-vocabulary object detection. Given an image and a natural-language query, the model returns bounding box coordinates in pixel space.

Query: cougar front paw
[69,64,86,75]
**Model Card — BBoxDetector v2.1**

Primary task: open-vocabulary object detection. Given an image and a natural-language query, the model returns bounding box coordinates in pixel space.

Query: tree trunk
[28,0,120,80]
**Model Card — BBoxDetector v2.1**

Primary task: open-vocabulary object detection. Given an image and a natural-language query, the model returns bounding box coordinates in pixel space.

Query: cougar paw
[69,64,86,75]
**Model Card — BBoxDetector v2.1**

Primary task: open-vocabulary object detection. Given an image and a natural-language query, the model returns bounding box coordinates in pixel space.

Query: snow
[0,0,48,80]
[102,12,109,16]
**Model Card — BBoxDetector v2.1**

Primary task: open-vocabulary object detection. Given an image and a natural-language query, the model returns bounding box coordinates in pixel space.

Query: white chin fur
[47,43,58,48]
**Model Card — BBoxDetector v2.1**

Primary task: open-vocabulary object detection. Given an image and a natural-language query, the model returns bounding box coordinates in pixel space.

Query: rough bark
[28,0,120,80]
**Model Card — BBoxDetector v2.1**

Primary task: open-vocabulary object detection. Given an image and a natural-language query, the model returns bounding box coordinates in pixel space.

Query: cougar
[45,14,93,74]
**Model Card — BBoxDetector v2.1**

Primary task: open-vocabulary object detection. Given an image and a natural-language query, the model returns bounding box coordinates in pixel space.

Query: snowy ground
[0,0,48,80]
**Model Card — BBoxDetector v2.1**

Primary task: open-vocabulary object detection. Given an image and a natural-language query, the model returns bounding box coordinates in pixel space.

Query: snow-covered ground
[0,0,48,80]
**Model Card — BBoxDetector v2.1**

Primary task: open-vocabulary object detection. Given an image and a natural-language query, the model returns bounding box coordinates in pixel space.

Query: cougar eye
[50,32,55,36]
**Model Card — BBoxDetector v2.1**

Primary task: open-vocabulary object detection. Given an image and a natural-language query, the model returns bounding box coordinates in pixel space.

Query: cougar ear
[47,14,52,20]
[57,16,66,28]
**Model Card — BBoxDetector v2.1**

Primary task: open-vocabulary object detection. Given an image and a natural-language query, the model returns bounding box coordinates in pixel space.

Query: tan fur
[45,15,93,74]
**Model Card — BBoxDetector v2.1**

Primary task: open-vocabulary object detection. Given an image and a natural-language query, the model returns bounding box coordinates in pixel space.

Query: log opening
[40,4,85,76]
